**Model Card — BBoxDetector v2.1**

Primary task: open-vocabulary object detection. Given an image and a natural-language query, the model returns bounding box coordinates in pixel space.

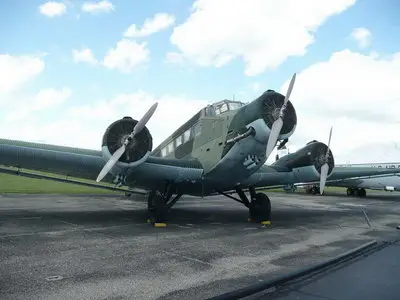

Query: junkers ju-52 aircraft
[0,74,398,225]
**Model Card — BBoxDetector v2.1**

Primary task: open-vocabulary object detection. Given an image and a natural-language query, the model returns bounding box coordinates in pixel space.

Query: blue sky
[1,0,399,162]
[1,0,398,100]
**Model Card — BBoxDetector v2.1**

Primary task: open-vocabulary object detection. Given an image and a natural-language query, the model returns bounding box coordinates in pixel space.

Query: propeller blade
[319,163,329,195]
[325,126,333,159]
[266,117,283,159]
[96,145,126,182]
[131,102,158,137]
[265,73,296,159]
[280,73,296,113]
[320,127,333,195]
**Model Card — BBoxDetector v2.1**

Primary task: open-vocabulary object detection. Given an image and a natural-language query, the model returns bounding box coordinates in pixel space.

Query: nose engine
[223,73,298,162]
[260,90,297,140]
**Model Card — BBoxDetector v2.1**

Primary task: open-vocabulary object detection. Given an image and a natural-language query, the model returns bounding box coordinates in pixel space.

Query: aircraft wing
[242,165,400,189]
[0,138,203,191]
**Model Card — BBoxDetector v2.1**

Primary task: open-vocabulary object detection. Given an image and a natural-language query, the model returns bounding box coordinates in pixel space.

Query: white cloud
[33,87,72,110]
[39,1,67,17]
[124,13,175,38]
[6,87,72,122]
[165,52,185,65]
[1,91,207,149]
[350,27,372,48]
[81,1,115,14]
[0,54,45,96]
[169,0,356,76]
[102,39,149,73]
[278,49,400,164]
[72,47,98,65]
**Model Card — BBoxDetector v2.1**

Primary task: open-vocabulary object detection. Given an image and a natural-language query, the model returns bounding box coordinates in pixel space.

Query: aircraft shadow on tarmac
[0,205,362,228]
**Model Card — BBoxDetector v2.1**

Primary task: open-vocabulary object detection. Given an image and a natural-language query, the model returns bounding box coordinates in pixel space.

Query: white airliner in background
[330,163,400,197]
[275,147,400,197]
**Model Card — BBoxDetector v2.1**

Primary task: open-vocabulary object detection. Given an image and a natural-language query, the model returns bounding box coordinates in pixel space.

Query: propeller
[265,73,296,160]
[319,127,333,195]
[96,102,158,182]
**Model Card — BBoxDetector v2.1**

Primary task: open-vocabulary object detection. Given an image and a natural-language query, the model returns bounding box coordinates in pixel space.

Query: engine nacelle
[260,90,297,140]
[222,90,297,158]
[101,117,153,168]
[273,141,335,182]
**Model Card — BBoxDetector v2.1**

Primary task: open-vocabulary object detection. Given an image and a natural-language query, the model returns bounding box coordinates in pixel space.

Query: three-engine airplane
[1,74,399,225]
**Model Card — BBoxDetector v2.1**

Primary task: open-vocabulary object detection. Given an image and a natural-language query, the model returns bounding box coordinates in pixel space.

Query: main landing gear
[219,186,272,224]
[147,182,183,227]
[305,185,321,195]
[347,187,366,197]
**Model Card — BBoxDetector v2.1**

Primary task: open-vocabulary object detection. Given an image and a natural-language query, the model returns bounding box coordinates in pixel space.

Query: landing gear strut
[147,182,182,225]
[219,186,271,224]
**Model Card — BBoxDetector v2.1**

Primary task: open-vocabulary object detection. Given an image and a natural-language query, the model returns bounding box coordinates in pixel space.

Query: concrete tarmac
[0,191,399,299]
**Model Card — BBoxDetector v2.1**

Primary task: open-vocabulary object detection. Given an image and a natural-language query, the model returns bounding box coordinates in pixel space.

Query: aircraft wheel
[249,193,271,222]
[346,188,354,196]
[358,188,367,198]
[312,186,320,195]
[147,191,169,223]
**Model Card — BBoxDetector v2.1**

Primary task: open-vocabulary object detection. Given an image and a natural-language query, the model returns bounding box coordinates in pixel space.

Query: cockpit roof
[204,99,246,116]
[210,99,246,107]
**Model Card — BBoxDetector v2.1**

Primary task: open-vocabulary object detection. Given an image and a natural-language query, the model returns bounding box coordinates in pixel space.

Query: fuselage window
[167,142,174,153]
[161,147,167,157]
[183,129,191,142]
[175,135,183,147]
[194,123,201,136]
[206,105,215,116]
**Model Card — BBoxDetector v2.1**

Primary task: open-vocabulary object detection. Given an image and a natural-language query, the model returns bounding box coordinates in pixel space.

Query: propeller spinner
[96,102,158,183]
[265,73,296,160]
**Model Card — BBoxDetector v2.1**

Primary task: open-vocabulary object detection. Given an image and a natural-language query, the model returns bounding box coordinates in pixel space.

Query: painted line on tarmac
[16,217,42,220]
[338,203,366,207]
[59,220,79,226]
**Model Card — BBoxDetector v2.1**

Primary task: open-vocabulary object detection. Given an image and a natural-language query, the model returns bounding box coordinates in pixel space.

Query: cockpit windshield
[228,102,243,111]
[207,100,245,116]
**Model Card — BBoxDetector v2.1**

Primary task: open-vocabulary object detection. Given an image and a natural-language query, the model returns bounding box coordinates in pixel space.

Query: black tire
[147,192,168,223]
[312,186,320,195]
[358,188,367,198]
[346,188,354,196]
[249,193,271,222]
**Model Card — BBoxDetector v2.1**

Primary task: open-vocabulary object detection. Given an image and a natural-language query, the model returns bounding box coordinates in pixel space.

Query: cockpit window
[220,103,228,113]
[210,100,245,116]
[228,102,243,111]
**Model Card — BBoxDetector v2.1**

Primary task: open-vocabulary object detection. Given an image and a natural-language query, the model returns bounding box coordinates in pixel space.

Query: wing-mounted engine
[287,141,334,180]
[101,117,152,168]
[96,103,158,183]
[272,127,334,194]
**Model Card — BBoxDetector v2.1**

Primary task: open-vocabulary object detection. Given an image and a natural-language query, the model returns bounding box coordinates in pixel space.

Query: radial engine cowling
[227,90,297,141]
[260,90,297,140]
[273,141,335,182]
[101,117,153,168]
